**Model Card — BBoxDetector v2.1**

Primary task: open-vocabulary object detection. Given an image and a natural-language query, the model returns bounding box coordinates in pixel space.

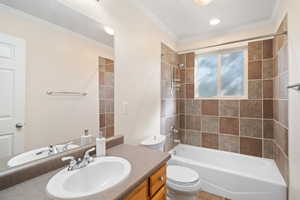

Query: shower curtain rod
[177,31,288,54]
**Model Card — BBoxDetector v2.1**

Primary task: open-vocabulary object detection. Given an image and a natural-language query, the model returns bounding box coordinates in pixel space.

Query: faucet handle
[84,147,95,162]
[48,145,58,155]
[84,147,95,156]
[62,156,77,171]
[62,141,73,151]
[62,156,76,164]
[174,139,181,144]
[170,126,179,134]
[62,156,75,162]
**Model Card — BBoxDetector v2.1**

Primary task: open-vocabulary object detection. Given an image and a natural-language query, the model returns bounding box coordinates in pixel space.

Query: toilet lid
[167,165,199,184]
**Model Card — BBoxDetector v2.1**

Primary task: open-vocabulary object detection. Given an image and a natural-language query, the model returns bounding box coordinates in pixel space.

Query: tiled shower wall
[161,18,289,184]
[161,44,180,151]
[178,38,275,158]
[273,16,289,184]
[99,57,114,138]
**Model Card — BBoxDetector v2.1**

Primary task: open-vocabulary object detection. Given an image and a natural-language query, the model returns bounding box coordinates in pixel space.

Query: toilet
[140,135,166,152]
[167,165,202,200]
[141,136,201,200]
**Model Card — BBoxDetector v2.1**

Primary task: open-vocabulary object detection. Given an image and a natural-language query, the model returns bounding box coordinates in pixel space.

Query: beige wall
[112,2,176,144]
[0,5,113,150]
[58,0,177,144]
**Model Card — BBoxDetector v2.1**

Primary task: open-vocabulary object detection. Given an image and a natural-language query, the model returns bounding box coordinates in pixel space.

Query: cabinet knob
[159,176,164,181]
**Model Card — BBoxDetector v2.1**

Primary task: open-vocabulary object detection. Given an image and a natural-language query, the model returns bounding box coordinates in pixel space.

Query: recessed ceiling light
[194,0,213,7]
[104,26,115,36]
[209,18,221,26]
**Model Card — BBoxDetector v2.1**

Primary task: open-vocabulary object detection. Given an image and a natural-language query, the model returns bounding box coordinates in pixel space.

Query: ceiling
[0,0,114,47]
[134,0,280,42]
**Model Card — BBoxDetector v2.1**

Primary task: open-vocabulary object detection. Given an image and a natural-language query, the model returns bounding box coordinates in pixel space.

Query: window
[195,48,248,99]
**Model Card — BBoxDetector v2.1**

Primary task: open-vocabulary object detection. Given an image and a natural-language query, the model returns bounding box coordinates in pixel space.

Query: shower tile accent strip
[99,57,114,138]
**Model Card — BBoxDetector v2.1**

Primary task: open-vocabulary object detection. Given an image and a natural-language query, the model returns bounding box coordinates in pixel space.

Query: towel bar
[287,84,300,91]
[46,91,88,96]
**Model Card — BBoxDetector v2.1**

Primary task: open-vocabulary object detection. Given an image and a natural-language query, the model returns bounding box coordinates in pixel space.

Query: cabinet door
[150,165,167,197]
[151,186,166,200]
[124,180,148,200]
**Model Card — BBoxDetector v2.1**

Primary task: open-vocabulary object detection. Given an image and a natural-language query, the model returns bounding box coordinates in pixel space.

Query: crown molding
[270,0,288,32]
[132,0,280,47]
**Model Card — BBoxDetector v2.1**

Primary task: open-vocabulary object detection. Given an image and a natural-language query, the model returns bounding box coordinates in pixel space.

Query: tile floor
[198,192,230,200]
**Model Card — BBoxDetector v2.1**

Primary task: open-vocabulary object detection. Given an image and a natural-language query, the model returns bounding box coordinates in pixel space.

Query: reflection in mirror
[0,0,114,172]
[7,142,79,167]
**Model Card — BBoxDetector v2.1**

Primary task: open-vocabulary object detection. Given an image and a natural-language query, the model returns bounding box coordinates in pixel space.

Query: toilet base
[167,187,198,200]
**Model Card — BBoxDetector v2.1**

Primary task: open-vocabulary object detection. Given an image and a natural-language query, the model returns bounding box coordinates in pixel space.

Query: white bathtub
[168,144,287,200]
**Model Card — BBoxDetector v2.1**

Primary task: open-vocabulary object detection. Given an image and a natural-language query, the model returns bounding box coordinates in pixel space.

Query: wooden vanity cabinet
[124,164,167,200]
[124,180,149,200]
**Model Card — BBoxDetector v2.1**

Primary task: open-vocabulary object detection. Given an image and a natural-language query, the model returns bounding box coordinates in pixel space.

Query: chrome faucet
[83,148,95,163]
[48,145,58,154]
[61,156,78,171]
[62,142,73,152]
[62,147,95,171]
[36,145,58,156]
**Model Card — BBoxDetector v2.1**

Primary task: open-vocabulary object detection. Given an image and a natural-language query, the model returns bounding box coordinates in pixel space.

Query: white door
[0,33,25,158]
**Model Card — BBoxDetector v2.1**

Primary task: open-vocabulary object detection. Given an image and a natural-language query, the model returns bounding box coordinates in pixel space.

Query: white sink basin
[46,157,131,199]
[7,144,79,167]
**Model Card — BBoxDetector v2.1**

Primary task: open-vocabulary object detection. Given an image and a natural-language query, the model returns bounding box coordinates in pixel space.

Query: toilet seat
[167,165,202,193]
[168,165,199,184]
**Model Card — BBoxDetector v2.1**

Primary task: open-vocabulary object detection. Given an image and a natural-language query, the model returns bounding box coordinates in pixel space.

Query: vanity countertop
[0,144,171,200]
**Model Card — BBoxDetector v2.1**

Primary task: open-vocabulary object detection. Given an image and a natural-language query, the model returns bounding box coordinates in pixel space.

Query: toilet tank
[141,135,166,152]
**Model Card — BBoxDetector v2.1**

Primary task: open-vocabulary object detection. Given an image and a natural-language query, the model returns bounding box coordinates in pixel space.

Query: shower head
[178,63,185,69]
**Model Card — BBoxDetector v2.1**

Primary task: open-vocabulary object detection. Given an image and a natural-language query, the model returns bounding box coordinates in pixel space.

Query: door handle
[16,123,23,129]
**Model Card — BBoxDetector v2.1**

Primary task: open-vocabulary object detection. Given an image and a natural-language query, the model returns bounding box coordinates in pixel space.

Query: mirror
[0,0,114,172]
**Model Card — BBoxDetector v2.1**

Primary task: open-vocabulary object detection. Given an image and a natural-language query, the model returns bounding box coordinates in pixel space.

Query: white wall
[287,0,300,199]
[58,0,176,145]
[0,5,113,150]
